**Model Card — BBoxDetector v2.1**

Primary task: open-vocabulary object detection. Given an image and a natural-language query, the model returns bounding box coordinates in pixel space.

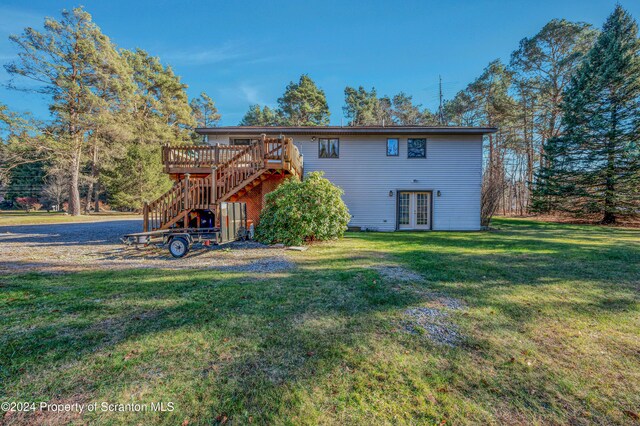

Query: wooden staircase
[143,136,302,231]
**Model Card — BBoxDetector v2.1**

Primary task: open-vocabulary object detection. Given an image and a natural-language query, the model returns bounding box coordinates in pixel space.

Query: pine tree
[277,75,330,125]
[239,105,281,126]
[238,75,329,126]
[5,7,124,215]
[343,86,387,126]
[190,92,221,128]
[510,20,596,166]
[342,87,436,126]
[102,49,195,210]
[190,92,221,143]
[535,5,640,223]
[390,92,437,125]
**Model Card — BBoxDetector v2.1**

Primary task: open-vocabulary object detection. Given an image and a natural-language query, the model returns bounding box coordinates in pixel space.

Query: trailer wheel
[168,237,190,258]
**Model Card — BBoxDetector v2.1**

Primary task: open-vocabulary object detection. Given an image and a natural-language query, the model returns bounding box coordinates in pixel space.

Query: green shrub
[255,172,350,245]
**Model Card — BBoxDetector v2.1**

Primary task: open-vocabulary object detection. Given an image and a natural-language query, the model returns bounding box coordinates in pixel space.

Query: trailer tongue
[122,202,250,258]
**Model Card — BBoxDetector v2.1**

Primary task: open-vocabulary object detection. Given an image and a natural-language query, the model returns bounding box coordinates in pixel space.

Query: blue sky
[0,0,637,125]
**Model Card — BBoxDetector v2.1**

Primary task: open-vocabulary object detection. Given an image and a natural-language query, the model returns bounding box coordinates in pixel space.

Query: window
[407,138,426,158]
[319,138,339,158]
[387,138,399,156]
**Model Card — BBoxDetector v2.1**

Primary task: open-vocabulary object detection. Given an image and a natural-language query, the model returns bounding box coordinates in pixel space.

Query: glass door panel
[398,191,430,230]
[415,192,430,229]
[398,192,411,229]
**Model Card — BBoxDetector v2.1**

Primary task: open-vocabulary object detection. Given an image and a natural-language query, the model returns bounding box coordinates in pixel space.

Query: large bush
[255,172,350,245]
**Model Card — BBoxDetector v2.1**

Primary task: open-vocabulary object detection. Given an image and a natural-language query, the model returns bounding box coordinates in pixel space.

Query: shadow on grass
[1,218,639,424]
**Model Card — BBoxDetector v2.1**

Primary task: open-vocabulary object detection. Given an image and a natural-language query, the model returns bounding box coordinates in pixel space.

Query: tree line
[238,6,639,224]
[0,8,220,215]
[238,77,440,127]
[1,5,638,222]
[442,6,638,223]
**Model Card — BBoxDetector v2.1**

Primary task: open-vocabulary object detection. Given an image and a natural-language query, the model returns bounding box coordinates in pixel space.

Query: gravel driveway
[0,218,294,274]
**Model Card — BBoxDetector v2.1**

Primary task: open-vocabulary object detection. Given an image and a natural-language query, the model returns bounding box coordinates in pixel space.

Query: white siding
[295,135,482,231]
[207,133,483,231]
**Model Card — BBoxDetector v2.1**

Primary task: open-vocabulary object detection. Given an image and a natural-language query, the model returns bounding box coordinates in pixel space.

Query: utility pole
[438,75,444,125]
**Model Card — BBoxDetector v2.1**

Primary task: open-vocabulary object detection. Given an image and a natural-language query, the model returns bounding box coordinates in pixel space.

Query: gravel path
[0,219,294,274]
[401,296,466,347]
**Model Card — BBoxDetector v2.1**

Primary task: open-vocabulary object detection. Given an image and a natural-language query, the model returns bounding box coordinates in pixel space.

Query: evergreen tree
[511,19,596,212]
[190,92,221,128]
[0,103,9,125]
[443,91,480,126]
[277,75,330,125]
[5,7,123,215]
[0,102,50,202]
[343,86,388,125]
[342,87,435,126]
[0,102,20,186]
[535,6,640,223]
[102,143,168,210]
[238,75,328,126]
[102,49,194,210]
[510,19,595,154]
[190,92,221,143]
[83,48,135,213]
[390,92,437,125]
[239,104,281,126]
[121,49,194,145]
[5,162,47,199]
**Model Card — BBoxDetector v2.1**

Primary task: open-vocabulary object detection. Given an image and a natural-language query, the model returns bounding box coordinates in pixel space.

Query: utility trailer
[122,202,249,258]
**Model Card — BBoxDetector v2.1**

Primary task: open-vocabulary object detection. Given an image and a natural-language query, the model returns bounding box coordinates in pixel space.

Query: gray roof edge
[195,126,498,135]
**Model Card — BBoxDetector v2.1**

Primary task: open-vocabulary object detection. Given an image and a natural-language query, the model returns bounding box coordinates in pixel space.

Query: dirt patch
[375,265,424,282]
[0,220,295,274]
[214,258,295,274]
[402,297,465,347]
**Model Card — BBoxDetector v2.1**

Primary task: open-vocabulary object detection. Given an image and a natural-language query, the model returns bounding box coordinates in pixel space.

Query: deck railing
[162,137,303,177]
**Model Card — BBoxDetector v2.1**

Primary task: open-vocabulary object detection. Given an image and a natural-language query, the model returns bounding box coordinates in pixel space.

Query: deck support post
[281,138,286,170]
[211,165,218,227]
[143,202,149,232]
[184,173,190,211]
[211,166,217,206]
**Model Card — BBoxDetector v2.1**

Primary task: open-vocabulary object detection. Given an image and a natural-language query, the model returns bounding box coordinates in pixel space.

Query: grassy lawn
[1,218,638,425]
[0,211,140,226]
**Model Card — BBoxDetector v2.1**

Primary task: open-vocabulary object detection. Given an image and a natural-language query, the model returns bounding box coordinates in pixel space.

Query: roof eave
[195,126,498,136]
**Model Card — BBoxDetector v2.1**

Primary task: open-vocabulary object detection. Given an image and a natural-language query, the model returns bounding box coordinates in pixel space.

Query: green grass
[1,218,639,425]
[0,211,140,226]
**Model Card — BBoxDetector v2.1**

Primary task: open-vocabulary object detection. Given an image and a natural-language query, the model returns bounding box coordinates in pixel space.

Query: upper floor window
[407,138,426,158]
[319,138,339,158]
[387,138,399,156]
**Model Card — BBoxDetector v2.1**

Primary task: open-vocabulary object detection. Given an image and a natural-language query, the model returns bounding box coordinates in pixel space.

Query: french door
[398,191,431,230]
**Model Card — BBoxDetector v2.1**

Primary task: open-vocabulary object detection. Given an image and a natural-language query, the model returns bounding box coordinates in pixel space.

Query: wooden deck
[144,136,303,231]
[162,137,303,177]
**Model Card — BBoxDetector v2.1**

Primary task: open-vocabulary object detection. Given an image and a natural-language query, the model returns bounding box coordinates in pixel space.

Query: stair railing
[148,137,303,231]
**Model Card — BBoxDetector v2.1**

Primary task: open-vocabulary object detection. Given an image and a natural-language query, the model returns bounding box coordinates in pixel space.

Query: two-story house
[192,126,496,231]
